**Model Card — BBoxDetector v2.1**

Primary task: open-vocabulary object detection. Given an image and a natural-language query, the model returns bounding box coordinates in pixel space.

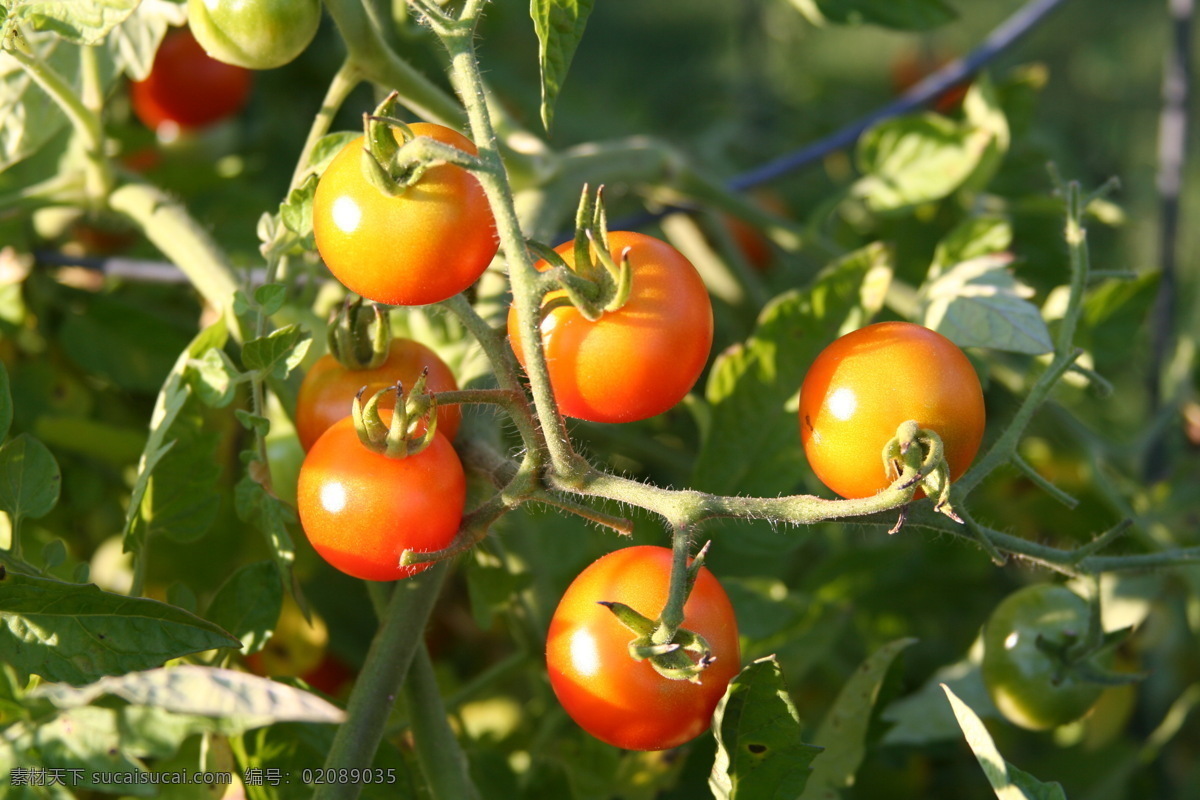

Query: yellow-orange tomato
[798,322,985,498]
[297,416,465,582]
[546,546,740,750]
[507,232,713,423]
[312,123,498,306]
[295,338,460,451]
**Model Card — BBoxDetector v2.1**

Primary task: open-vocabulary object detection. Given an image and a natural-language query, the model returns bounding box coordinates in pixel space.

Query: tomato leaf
[279,174,318,247]
[922,255,1052,354]
[0,361,11,441]
[2,707,151,791]
[242,324,313,382]
[31,665,345,725]
[800,637,917,800]
[0,433,60,525]
[6,0,138,45]
[105,0,186,80]
[710,655,822,799]
[797,0,956,30]
[882,642,999,746]
[0,570,240,685]
[693,243,891,496]
[205,560,283,657]
[530,0,594,132]
[233,473,300,612]
[930,216,1013,278]
[943,683,1064,800]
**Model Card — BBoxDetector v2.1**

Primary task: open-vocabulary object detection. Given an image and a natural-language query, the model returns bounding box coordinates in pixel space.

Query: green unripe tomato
[187,0,322,70]
[981,584,1106,730]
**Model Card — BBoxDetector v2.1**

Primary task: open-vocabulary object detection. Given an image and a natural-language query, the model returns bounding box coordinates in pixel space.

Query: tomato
[720,189,789,271]
[297,416,465,582]
[507,232,713,423]
[798,321,984,499]
[187,0,322,70]
[981,584,1106,730]
[130,28,252,131]
[545,545,740,751]
[295,338,461,452]
[312,124,498,306]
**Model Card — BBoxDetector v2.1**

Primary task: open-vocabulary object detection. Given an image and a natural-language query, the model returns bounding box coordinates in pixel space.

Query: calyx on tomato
[353,381,441,460]
[326,295,391,370]
[361,93,484,198]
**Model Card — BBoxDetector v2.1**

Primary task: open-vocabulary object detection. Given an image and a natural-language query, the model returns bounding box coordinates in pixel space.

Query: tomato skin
[546,545,740,751]
[981,584,1105,730]
[297,417,465,582]
[295,339,461,452]
[507,232,714,423]
[312,124,498,306]
[130,29,252,130]
[187,0,321,70]
[798,321,984,499]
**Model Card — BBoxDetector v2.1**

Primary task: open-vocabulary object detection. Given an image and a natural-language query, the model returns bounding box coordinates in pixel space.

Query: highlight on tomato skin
[129,28,253,132]
[544,545,741,751]
[507,231,714,424]
[798,321,985,499]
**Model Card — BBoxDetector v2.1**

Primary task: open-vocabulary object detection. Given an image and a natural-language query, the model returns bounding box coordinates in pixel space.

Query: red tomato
[507,232,713,423]
[130,28,252,131]
[798,321,985,499]
[294,338,461,452]
[297,416,465,582]
[311,124,498,306]
[546,545,741,751]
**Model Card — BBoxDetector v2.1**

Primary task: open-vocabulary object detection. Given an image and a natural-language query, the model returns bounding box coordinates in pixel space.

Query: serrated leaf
[136,396,221,545]
[0,361,11,440]
[710,656,823,799]
[32,665,345,725]
[853,110,1001,213]
[922,255,1052,354]
[254,284,288,317]
[206,561,283,656]
[0,433,60,523]
[105,0,186,81]
[3,706,151,793]
[531,0,594,132]
[0,571,239,685]
[693,244,891,495]
[8,0,138,45]
[187,347,241,408]
[801,638,917,800]
[942,684,1034,800]
[234,474,297,604]
[242,324,312,381]
[307,131,359,177]
[805,0,956,30]
[930,216,1012,278]
[280,174,317,245]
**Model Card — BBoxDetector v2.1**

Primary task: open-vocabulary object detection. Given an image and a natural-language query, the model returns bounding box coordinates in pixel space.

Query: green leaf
[254,284,288,317]
[465,550,533,629]
[206,561,283,656]
[187,346,242,409]
[710,656,823,799]
[31,665,345,725]
[242,324,313,381]
[959,74,1010,194]
[930,216,1013,278]
[0,570,239,685]
[881,642,998,746]
[136,395,221,544]
[692,244,891,495]
[853,111,1001,213]
[234,473,298,607]
[105,0,187,81]
[943,683,1047,800]
[0,361,11,440]
[922,254,1052,354]
[3,706,152,794]
[800,638,917,800]
[280,173,318,246]
[530,0,594,132]
[7,0,138,45]
[803,0,956,30]
[307,131,359,177]
[0,433,61,524]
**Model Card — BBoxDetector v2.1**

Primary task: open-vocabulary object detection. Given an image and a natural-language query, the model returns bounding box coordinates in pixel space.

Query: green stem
[322,0,464,127]
[438,295,525,394]
[653,525,693,644]
[1011,453,1080,508]
[314,561,449,800]
[291,59,363,190]
[108,182,244,342]
[403,643,483,800]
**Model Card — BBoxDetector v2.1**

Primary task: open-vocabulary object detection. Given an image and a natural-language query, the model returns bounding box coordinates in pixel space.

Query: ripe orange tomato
[507,232,713,423]
[545,545,740,751]
[798,321,985,499]
[312,123,498,306]
[130,28,252,131]
[295,338,460,451]
[297,416,465,581]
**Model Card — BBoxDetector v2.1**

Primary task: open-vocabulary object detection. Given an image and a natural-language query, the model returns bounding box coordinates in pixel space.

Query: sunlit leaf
[530,0,594,132]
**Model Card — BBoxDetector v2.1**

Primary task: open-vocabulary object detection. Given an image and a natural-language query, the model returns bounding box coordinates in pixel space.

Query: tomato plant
[981,584,1107,730]
[545,545,741,751]
[129,28,252,131]
[798,321,985,499]
[186,0,322,70]
[296,416,465,582]
[507,231,713,423]
[312,123,498,306]
[295,338,461,451]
